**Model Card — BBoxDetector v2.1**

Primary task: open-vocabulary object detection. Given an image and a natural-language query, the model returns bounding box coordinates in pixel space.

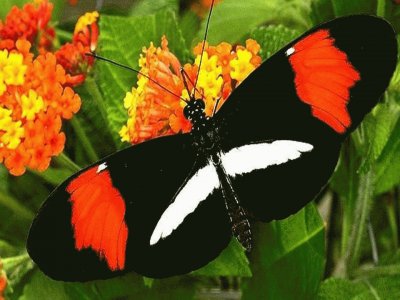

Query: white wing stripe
[150,140,313,246]
[220,140,313,177]
[150,162,219,246]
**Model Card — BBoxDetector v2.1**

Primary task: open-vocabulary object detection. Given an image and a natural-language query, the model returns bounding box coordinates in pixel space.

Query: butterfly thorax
[184,99,252,251]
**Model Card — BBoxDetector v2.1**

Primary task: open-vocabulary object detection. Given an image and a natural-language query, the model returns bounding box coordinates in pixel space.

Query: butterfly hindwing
[27,134,231,281]
[214,15,397,221]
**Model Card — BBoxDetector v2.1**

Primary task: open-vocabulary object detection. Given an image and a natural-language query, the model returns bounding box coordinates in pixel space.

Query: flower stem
[84,76,109,126]
[70,117,99,163]
[55,28,73,42]
[346,169,375,276]
[55,152,81,172]
[386,194,399,249]
[377,0,386,17]
[0,190,34,221]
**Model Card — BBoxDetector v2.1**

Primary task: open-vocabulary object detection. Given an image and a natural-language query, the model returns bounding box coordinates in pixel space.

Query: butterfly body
[27,15,397,281]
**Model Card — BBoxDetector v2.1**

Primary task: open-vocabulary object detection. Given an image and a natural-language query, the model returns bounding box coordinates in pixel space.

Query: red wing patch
[287,29,360,133]
[66,165,128,271]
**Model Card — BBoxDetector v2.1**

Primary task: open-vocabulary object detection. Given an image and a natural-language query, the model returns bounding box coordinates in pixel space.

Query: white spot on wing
[220,140,313,177]
[150,162,220,246]
[97,163,107,173]
[286,47,295,56]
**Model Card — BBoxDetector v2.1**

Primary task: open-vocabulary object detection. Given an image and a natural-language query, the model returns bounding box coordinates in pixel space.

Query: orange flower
[0,0,54,52]
[0,1,95,176]
[55,11,99,86]
[120,36,261,144]
[0,39,81,176]
[68,0,79,5]
[191,0,222,17]
[0,258,6,300]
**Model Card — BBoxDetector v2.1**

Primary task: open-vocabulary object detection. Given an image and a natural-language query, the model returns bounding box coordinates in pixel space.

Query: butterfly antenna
[180,67,204,100]
[86,53,188,103]
[191,0,215,98]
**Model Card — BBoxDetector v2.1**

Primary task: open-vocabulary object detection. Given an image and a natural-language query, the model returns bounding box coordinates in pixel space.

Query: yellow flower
[0,74,6,96]
[230,49,256,82]
[119,125,130,143]
[136,76,148,95]
[194,52,223,101]
[198,72,224,99]
[74,11,99,34]
[123,90,135,109]
[3,52,27,85]
[195,52,221,74]
[21,90,45,121]
[0,107,12,130]
[1,121,24,149]
[0,50,9,69]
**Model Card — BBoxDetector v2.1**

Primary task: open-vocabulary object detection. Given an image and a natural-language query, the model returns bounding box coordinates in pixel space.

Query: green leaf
[179,11,201,50]
[130,0,179,16]
[317,278,367,299]
[330,141,359,258]
[250,25,301,60]
[192,238,251,277]
[31,168,73,187]
[358,98,400,174]
[0,240,17,257]
[318,276,400,299]
[311,0,376,24]
[3,254,35,298]
[71,80,117,162]
[330,0,376,17]
[65,274,198,300]
[0,0,29,19]
[198,0,312,45]
[64,273,148,300]
[375,117,400,195]
[241,204,325,299]
[97,11,189,145]
[19,270,68,300]
[310,0,335,25]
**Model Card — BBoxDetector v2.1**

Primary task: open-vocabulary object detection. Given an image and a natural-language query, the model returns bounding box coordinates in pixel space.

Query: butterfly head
[183,99,206,122]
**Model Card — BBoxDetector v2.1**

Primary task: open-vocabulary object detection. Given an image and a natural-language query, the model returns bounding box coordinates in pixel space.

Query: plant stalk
[0,190,34,221]
[70,117,99,163]
[55,153,81,173]
[346,169,375,276]
[377,0,386,18]
[84,76,109,128]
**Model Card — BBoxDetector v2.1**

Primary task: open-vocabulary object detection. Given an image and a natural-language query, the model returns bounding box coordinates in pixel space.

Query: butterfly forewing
[214,15,397,221]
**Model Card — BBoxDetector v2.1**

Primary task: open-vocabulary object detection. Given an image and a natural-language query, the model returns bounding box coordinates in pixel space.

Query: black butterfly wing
[27,134,231,281]
[214,15,397,221]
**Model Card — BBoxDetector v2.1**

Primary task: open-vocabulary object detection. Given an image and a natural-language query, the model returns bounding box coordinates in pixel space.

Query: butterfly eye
[183,104,192,119]
[194,99,206,111]
[195,99,205,110]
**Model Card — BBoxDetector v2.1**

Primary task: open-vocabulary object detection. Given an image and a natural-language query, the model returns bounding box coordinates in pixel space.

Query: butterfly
[27,14,397,281]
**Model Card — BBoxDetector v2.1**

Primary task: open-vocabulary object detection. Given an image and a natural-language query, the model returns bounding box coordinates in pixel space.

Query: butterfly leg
[211,154,252,252]
[212,96,222,116]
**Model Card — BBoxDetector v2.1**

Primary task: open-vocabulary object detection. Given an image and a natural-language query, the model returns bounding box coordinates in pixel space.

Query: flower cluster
[0,40,80,176]
[56,11,99,85]
[0,258,6,300]
[0,1,99,176]
[120,36,261,144]
[0,0,54,52]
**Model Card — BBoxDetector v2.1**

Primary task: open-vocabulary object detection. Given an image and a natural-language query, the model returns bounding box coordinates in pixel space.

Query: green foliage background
[2,0,400,299]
